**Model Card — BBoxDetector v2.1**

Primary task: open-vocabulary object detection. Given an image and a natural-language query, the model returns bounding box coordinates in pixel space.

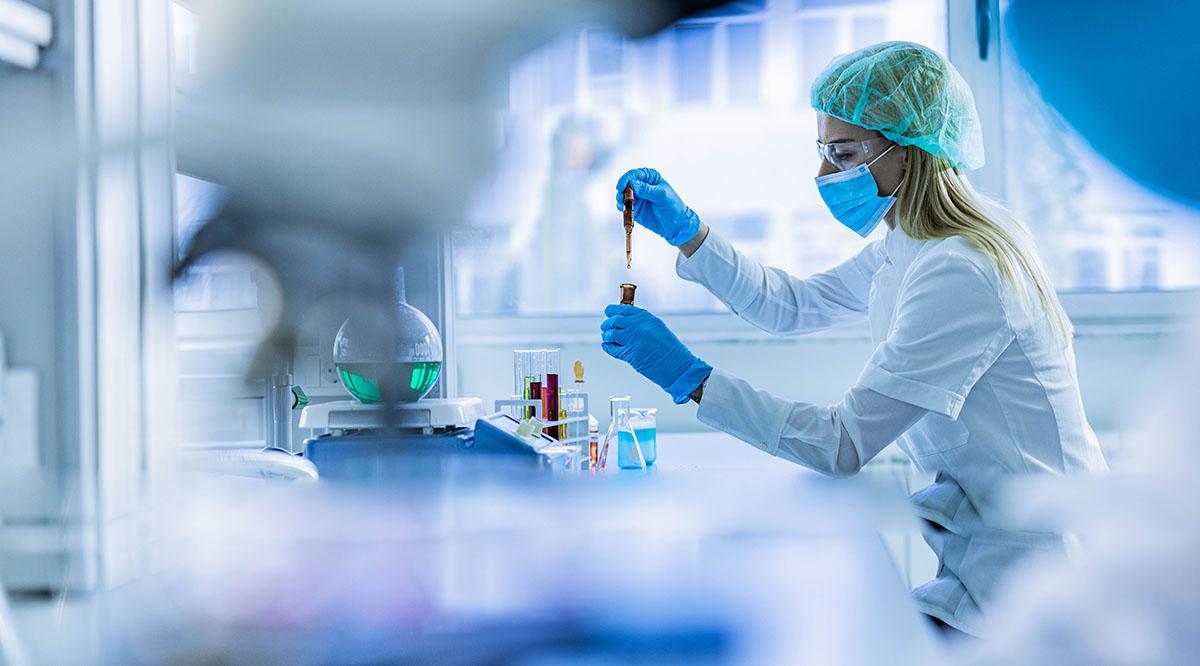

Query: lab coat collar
[883,224,928,269]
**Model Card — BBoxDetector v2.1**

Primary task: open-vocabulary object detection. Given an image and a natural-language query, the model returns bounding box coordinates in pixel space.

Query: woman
[600,41,1108,638]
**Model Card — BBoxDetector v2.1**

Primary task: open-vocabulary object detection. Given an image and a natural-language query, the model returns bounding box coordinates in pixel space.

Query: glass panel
[727,22,763,105]
[456,0,947,316]
[587,29,623,77]
[172,172,266,448]
[1001,46,1200,291]
[546,36,577,106]
[587,29,624,107]
[798,17,837,98]
[851,16,886,47]
[171,2,199,84]
[673,25,715,103]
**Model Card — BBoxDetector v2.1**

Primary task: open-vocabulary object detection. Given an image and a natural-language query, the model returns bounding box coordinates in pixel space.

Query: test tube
[563,388,587,468]
[529,350,545,420]
[513,350,524,398]
[513,349,535,418]
[512,350,525,418]
[545,348,560,438]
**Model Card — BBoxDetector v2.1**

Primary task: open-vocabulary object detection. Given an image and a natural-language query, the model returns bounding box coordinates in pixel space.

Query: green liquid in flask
[336,361,442,403]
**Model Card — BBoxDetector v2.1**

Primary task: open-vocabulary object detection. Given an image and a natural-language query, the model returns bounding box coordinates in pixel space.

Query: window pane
[1001,52,1200,291]
[458,1,947,316]
[587,29,623,77]
[175,173,225,257]
[587,29,624,106]
[727,22,763,105]
[851,16,886,46]
[546,36,577,106]
[798,17,837,98]
[673,25,714,103]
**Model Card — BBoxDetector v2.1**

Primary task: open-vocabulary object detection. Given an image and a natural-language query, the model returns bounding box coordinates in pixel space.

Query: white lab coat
[677,227,1108,636]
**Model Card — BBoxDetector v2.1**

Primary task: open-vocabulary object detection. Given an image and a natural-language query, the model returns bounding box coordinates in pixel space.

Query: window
[726,22,764,105]
[455,0,948,317]
[587,29,625,107]
[673,24,715,103]
[173,174,270,449]
[546,36,578,107]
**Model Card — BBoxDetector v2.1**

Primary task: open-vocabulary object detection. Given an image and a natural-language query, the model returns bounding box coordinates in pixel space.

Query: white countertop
[7,430,939,665]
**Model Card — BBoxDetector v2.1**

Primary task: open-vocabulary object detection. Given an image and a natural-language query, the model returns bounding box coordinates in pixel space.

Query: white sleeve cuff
[694,369,792,455]
[674,231,759,311]
[674,230,723,279]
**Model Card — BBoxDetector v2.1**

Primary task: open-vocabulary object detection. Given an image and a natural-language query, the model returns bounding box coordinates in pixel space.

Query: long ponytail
[895,146,1074,344]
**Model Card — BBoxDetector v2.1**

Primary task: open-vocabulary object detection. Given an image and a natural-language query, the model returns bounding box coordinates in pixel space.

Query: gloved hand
[600,304,712,404]
[615,168,702,247]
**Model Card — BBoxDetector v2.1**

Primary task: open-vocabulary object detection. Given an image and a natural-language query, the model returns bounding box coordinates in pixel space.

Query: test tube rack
[493,393,590,450]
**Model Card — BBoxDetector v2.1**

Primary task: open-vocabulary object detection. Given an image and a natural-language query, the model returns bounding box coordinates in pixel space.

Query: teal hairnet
[811,41,985,170]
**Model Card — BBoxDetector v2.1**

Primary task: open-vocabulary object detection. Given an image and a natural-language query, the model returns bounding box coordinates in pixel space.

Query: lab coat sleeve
[857,252,1016,418]
[675,230,883,335]
[696,369,926,477]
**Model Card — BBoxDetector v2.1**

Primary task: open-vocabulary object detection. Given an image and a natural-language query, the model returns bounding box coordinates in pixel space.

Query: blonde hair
[896,146,1074,344]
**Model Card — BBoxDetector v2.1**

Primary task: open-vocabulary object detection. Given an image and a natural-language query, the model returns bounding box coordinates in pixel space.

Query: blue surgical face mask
[814,143,902,238]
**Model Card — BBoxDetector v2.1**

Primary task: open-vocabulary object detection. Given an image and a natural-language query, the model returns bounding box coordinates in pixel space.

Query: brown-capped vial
[619,282,637,305]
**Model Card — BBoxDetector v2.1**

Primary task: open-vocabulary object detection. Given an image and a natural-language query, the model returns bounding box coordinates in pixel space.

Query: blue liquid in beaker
[617,427,657,468]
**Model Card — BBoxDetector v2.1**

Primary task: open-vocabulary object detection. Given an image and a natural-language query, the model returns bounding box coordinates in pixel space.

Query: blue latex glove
[615,168,702,247]
[600,304,712,404]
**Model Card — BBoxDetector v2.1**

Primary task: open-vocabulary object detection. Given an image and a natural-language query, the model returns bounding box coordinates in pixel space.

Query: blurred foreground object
[1006,0,1200,207]
[0,0,52,69]
[966,2,1200,662]
[96,467,941,664]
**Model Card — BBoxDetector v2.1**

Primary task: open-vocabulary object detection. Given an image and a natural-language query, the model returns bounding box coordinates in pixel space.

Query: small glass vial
[629,408,657,466]
[588,415,600,468]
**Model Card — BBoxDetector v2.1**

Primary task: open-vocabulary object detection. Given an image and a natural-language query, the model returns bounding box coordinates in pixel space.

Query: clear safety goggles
[815,136,895,172]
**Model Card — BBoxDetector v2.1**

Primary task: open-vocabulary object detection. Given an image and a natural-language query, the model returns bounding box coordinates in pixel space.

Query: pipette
[623,184,634,269]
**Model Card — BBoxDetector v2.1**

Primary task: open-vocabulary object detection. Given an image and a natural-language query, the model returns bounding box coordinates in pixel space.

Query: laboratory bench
[6,431,942,664]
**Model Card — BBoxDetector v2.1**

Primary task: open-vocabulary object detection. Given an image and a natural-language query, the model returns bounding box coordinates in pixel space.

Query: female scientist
[600,41,1108,638]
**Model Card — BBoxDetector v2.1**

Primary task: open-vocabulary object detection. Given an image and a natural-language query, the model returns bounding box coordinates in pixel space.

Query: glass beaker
[600,396,646,471]
[629,408,657,465]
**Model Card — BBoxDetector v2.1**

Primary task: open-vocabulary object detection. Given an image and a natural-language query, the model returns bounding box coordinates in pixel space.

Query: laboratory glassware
[599,396,646,471]
[619,282,637,305]
[544,348,560,438]
[333,269,442,403]
[623,183,634,268]
[629,408,657,466]
[528,350,546,419]
[562,388,588,469]
[513,349,539,418]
